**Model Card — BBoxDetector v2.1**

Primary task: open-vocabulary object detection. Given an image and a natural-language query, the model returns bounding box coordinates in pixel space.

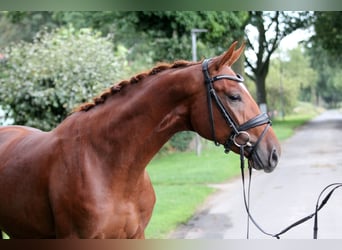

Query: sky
[279,27,314,50]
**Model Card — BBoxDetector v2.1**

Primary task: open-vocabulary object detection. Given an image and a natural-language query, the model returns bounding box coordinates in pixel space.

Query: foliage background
[266,46,317,116]
[0,11,341,146]
[0,26,128,130]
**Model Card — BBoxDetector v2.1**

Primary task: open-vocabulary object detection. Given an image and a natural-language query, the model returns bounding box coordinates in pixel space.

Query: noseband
[202,59,271,158]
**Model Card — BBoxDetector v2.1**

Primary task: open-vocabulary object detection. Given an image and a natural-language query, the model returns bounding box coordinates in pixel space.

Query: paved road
[169,110,342,239]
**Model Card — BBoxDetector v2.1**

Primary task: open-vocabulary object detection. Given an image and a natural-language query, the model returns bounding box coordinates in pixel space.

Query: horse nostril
[269,148,279,168]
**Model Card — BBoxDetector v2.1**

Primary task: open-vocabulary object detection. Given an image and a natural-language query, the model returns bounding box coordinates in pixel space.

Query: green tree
[1,11,120,49]
[244,11,311,109]
[307,40,342,108]
[266,46,317,116]
[0,12,24,48]
[1,11,58,44]
[307,12,342,107]
[111,11,247,63]
[0,26,128,130]
[2,11,248,62]
[314,52,342,108]
[323,70,342,108]
[311,11,342,60]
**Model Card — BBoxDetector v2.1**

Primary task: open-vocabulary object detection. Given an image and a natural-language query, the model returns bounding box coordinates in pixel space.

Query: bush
[169,131,194,152]
[0,26,128,131]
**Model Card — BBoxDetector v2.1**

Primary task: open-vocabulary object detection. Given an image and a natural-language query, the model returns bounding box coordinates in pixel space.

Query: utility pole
[191,29,208,62]
[191,28,207,156]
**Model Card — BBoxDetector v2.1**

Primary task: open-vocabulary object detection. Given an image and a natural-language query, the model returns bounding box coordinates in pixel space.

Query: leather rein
[240,162,342,239]
[202,59,342,239]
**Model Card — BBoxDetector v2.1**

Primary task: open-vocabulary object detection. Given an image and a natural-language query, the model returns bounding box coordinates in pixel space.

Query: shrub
[0,26,128,130]
[169,131,194,152]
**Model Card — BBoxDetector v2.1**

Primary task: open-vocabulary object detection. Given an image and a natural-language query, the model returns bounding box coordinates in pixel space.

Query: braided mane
[73,60,198,112]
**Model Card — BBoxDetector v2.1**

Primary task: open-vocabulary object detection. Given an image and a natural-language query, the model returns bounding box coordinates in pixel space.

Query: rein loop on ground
[239,148,342,239]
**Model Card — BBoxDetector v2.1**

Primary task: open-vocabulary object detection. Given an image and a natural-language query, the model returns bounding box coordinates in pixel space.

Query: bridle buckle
[233,131,252,148]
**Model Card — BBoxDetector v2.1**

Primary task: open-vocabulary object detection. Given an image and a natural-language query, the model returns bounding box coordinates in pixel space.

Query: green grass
[272,115,312,140]
[145,147,241,238]
[273,102,322,140]
[145,111,318,239]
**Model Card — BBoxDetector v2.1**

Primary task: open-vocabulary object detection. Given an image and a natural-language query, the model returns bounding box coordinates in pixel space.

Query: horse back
[0,125,47,166]
[0,126,57,237]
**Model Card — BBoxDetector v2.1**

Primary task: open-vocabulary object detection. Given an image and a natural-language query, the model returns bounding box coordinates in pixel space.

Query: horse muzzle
[248,146,280,173]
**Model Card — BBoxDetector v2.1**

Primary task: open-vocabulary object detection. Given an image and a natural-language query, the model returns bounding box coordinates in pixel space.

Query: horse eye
[228,94,241,102]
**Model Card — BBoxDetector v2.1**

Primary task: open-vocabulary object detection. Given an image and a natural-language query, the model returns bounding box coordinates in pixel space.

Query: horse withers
[0,42,280,238]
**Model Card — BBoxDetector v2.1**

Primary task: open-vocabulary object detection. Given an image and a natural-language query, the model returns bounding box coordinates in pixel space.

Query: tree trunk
[255,75,267,105]
[254,58,270,113]
[245,11,310,114]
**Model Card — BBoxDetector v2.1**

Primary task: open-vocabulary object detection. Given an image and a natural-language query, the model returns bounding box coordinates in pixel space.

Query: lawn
[145,145,241,238]
[145,112,317,239]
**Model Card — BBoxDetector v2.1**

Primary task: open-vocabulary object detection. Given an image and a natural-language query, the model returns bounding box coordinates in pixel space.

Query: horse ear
[215,41,245,69]
[228,41,245,66]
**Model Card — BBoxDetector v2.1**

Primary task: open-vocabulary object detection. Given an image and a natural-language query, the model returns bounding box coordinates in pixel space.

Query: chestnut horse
[0,42,280,238]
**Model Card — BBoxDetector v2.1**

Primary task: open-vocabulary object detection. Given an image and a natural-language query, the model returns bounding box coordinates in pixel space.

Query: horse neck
[59,65,202,173]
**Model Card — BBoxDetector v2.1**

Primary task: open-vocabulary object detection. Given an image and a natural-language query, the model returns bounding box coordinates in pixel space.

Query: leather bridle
[202,58,271,160]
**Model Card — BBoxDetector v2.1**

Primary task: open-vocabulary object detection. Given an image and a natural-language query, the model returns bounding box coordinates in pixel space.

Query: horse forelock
[72,60,197,113]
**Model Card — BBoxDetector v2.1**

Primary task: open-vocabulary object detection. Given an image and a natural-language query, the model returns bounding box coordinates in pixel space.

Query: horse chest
[50,169,156,239]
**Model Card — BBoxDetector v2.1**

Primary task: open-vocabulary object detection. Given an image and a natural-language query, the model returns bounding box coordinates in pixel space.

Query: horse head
[190,41,281,172]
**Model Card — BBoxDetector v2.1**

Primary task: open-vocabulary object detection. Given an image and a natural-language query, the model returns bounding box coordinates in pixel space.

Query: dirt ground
[169,110,342,239]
